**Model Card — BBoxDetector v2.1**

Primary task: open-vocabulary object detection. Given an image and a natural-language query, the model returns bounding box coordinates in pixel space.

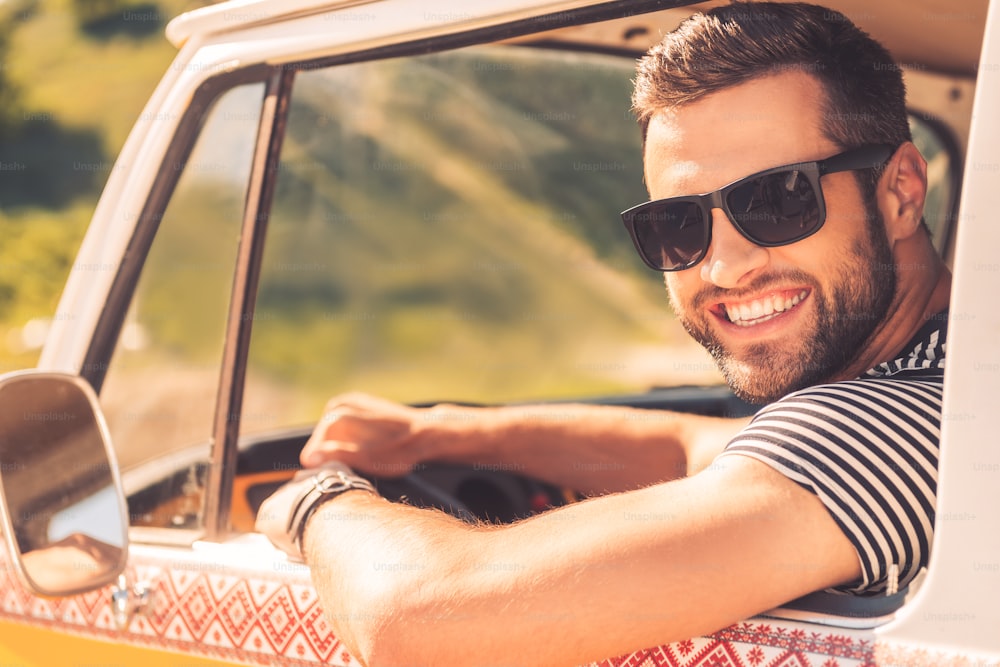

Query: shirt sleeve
[717,375,941,594]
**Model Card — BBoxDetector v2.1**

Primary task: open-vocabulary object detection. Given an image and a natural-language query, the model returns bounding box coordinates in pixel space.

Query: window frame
[81,65,274,394]
[81,65,275,542]
[203,67,295,539]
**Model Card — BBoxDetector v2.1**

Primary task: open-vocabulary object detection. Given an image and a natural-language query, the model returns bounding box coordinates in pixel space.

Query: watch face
[315,469,376,494]
[314,469,355,494]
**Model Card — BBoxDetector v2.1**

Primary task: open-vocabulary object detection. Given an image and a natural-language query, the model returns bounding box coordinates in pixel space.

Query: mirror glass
[0,372,128,596]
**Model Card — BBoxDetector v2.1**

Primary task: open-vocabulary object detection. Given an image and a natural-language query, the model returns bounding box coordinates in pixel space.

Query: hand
[255,462,376,561]
[255,467,317,560]
[300,392,425,476]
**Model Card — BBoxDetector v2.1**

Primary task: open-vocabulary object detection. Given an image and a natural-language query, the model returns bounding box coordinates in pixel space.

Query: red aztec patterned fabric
[590,624,874,666]
[1,548,880,666]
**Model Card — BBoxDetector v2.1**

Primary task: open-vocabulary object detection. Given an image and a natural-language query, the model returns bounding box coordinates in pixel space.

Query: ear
[877,142,928,243]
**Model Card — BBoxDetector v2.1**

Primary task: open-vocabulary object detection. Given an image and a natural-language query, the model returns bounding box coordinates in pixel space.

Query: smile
[721,289,809,327]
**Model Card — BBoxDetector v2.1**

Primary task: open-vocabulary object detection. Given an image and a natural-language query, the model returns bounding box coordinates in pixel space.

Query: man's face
[643,72,896,404]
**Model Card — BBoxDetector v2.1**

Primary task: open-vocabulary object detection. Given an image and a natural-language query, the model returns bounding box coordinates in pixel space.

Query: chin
[717,354,821,405]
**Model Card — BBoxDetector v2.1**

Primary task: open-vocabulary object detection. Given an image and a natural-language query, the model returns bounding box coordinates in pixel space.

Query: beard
[671,212,897,405]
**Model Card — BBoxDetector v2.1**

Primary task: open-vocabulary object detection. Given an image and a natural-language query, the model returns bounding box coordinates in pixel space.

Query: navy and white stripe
[719,315,947,594]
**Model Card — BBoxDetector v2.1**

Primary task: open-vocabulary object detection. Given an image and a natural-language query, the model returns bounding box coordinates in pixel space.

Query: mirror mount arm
[111,572,153,630]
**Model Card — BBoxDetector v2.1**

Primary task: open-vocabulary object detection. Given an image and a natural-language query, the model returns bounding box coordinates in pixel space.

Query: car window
[240,45,724,435]
[99,83,264,529]
[240,45,964,439]
[909,114,957,253]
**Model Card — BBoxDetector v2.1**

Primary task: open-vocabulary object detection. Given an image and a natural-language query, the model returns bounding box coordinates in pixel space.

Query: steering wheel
[239,459,573,531]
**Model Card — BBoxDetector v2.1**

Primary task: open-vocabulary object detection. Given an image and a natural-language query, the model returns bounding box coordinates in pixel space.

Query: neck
[835,248,951,381]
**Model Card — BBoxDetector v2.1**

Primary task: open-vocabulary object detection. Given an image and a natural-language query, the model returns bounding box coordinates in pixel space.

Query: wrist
[300,487,378,559]
[287,465,376,559]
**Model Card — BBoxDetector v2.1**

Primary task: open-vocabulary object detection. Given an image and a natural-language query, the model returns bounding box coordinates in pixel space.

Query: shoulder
[727,376,943,479]
[721,377,942,594]
[748,374,944,436]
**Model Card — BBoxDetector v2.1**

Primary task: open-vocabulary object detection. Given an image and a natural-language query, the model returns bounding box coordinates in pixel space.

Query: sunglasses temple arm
[819,144,896,176]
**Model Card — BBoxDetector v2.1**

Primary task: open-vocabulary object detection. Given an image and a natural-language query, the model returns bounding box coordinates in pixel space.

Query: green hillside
[1,5,711,415]
[0,0,213,371]
[237,48,684,413]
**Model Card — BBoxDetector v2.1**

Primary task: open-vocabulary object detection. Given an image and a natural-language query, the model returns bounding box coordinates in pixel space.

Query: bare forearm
[301,491,484,664]
[299,455,859,667]
[301,463,852,667]
[301,490,613,666]
[301,393,749,494]
[414,403,749,494]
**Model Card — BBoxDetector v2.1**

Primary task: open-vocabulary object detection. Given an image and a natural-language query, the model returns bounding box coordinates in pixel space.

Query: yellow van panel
[0,619,241,667]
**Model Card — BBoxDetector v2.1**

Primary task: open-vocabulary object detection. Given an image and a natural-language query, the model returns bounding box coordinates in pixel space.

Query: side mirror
[0,371,128,597]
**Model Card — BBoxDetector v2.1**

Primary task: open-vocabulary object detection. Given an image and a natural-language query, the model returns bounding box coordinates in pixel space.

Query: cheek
[777,218,867,278]
[817,177,871,246]
[663,273,688,314]
[770,243,829,276]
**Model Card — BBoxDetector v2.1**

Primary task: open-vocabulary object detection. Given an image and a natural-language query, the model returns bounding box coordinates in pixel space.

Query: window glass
[242,46,722,434]
[909,114,956,252]
[99,83,263,529]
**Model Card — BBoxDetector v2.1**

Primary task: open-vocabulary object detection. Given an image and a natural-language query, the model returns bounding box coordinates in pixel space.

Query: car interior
[108,0,981,631]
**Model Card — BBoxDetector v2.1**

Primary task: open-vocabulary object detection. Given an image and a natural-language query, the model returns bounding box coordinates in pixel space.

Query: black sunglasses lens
[725,169,821,244]
[629,201,706,270]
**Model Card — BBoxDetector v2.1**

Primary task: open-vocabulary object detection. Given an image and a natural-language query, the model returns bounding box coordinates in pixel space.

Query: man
[257,3,950,665]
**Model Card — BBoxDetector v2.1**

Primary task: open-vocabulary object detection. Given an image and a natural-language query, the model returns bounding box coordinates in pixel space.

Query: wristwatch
[286,463,377,556]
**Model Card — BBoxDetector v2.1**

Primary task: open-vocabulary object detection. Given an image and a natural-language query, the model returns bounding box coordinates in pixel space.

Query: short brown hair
[633,2,911,195]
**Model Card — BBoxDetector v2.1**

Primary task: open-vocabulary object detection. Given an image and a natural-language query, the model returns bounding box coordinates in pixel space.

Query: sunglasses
[620,144,895,272]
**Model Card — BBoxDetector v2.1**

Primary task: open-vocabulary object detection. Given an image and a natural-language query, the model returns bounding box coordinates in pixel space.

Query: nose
[699,208,769,288]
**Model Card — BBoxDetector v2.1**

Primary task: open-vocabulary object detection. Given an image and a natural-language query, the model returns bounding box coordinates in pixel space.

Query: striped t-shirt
[718,313,947,595]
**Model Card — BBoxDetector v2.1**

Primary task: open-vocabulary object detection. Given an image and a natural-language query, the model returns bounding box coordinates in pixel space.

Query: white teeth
[725,290,807,326]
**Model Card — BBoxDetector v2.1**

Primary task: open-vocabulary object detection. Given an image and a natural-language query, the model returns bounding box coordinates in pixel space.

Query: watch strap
[286,465,376,556]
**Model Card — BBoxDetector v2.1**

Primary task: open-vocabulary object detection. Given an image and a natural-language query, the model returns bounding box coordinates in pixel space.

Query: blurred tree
[0,6,23,144]
[72,0,131,24]
[72,0,164,39]
[0,0,108,209]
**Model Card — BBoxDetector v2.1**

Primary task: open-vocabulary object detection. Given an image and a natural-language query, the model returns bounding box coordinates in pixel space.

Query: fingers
[320,391,391,419]
[299,392,418,472]
[301,439,360,468]
[301,407,354,463]
[302,407,363,466]
[254,478,304,559]
[313,394,391,443]
[301,440,415,477]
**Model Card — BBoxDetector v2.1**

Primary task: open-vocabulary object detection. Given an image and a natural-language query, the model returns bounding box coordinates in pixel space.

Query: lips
[720,289,809,327]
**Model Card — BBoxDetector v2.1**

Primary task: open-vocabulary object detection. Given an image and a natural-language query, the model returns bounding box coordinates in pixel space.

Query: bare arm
[298,455,860,666]
[300,392,750,494]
